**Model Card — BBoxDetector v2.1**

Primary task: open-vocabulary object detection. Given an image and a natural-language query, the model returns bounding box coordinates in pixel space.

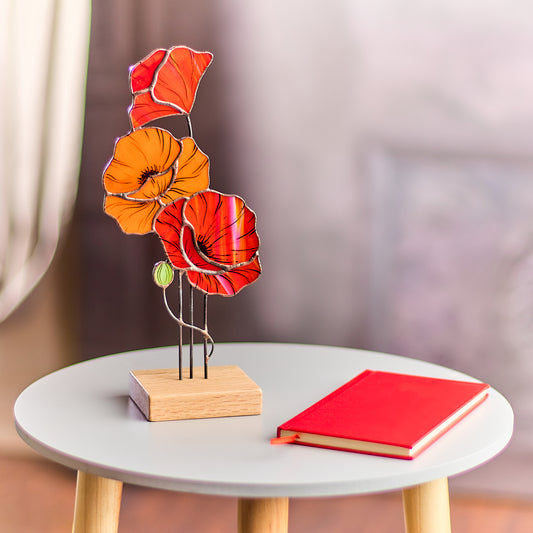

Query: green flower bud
[153,261,174,288]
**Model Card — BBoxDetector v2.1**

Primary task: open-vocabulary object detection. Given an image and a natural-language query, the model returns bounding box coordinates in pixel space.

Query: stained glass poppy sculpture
[103,46,261,383]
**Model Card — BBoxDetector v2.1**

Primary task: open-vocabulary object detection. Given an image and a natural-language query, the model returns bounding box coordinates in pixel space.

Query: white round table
[14,343,513,533]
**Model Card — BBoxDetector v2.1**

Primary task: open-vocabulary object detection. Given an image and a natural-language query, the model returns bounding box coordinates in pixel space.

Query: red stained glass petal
[129,49,166,93]
[129,92,183,129]
[154,198,189,269]
[181,226,219,272]
[152,47,213,114]
[155,201,219,272]
[104,196,160,235]
[184,191,259,267]
[187,256,261,296]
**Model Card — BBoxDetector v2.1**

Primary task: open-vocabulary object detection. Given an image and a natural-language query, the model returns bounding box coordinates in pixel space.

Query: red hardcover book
[274,370,489,459]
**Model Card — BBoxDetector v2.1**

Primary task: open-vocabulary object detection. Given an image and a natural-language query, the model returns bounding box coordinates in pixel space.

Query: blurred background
[2,0,533,520]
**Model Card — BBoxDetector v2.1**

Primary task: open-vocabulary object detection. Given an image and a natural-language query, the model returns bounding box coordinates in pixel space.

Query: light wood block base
[238,497,289,533]
[72,471,123,533]
[402,477,451,533]
[129,365,262,421]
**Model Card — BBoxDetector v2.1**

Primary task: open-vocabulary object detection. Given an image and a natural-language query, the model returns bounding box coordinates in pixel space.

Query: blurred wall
[79,0,533,495]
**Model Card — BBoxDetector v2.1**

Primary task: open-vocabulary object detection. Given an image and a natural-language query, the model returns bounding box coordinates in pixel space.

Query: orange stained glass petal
[127,166,175,200]
[160,137,210,204]
[129,48,166,93]
[104,195,161,235]
[152,47,213,114]
[184,191,260,267]
[129,92,182,129]
[103,128,181,196]
[187,256,262,296]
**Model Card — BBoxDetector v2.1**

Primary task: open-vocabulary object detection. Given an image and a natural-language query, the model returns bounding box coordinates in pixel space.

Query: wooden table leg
[72,471,123,533]
[238,497,289,533]
[402,477,451,533]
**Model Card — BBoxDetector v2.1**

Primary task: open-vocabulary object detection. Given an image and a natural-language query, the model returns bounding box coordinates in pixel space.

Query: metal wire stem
[178,272,183,379]
[162,282,215,374]
[189,282,194,378]
[204,293,208,379]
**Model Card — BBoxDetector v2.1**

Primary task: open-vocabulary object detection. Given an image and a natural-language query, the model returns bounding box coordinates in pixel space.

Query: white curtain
[0,0,91,321]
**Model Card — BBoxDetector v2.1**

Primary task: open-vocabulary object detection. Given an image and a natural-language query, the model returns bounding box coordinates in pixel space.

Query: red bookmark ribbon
[270,434,299,445]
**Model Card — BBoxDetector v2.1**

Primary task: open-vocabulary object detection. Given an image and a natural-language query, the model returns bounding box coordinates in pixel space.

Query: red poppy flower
[155,190,261,296]
[129,46,213,129]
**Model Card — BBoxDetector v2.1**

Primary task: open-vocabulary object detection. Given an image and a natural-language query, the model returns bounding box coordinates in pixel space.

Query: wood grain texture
[72,471,123,533]
[129,365,262,421]
[238,498,289,533]
[402,477,451,533]
[4,457,533,533]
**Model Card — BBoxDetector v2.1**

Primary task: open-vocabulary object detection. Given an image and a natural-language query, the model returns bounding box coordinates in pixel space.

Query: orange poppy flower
[103,128,209,234]
[129,46,213,129]
[155,190,261,296]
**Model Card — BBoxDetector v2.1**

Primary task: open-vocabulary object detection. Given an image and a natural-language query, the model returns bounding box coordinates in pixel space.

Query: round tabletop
[14,343,513,498]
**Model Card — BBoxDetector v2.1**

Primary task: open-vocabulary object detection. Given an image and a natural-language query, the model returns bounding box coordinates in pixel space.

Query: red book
[274,370,489,459]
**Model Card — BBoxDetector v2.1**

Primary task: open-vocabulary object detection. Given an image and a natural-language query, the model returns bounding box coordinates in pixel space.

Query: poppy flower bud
[153,261,174,288]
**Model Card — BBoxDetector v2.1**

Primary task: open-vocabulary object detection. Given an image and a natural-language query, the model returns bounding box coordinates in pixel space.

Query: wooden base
[129,365,262,421]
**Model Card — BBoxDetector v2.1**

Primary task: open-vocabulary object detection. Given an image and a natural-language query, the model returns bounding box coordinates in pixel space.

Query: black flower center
[139,165,159,186]
[197,237,210,257]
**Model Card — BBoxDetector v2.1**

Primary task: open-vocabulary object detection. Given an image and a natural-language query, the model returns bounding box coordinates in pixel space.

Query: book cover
[274,370,489,459]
